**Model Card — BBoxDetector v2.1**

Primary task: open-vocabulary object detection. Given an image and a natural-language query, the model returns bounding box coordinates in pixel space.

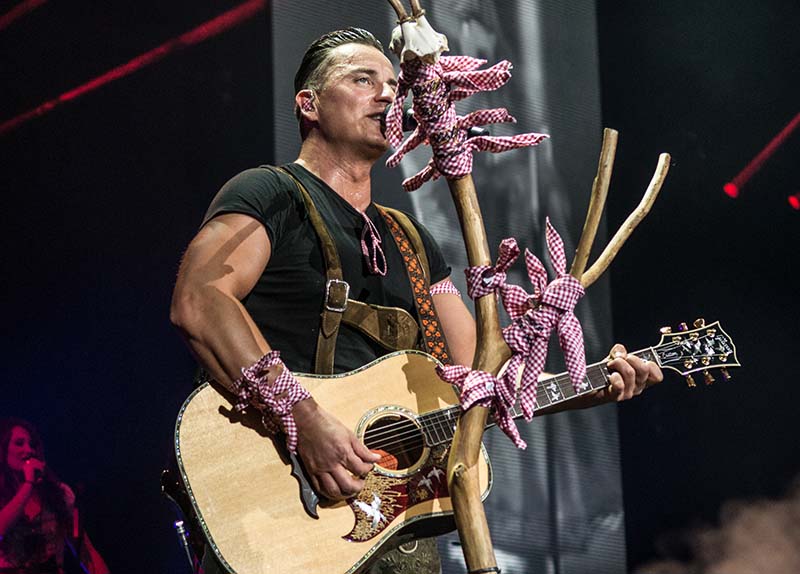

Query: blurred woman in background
[0,418,109,574]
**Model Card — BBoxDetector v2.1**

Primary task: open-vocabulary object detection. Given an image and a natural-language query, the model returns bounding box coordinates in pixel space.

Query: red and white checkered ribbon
[464,237,521,300]
[385,56,548,191]
[360,211,387,276]
[429,277,461,297]
[435,364,525,449]
[232,351,311,454]
[449,220,588,447]
[501,219,587,421]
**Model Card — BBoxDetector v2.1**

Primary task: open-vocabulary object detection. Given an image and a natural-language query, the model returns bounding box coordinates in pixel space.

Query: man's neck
[295,138,378,212]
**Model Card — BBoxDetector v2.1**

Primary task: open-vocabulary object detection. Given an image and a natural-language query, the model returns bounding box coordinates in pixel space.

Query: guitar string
[365,352,730,453]
[362,341,722,445]
[362,367,613,448]
[360,346,731,451]
[363,374,609,453]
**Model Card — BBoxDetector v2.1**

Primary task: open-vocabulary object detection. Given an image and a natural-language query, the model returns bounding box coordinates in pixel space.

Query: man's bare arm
[170,213,377,500]
[431,278,477,367]
[170,213,272,387]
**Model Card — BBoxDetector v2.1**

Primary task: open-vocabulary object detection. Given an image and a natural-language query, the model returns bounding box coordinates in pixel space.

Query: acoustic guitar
[174,320,738,573]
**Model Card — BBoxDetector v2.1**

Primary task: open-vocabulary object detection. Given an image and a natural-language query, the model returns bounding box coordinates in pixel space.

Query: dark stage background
[1,1,798,573]
[598,1,800,571]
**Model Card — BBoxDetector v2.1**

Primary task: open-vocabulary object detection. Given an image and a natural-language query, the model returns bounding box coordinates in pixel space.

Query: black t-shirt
[202,163,451,374]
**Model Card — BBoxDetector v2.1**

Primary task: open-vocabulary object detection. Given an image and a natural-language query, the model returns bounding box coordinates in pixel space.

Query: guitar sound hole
[363,414,424,472]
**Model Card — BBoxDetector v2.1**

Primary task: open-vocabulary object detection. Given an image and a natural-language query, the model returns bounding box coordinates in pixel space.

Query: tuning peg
[703,370,715,385]
[685,374,697,388]
[693,318,706,328]
[660,326,673,334]
[720,368,731,381]
[678,322,689,332]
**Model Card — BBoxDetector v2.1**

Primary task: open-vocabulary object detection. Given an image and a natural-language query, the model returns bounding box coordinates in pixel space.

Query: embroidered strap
[377,206,452,366]
[376,205,430,281]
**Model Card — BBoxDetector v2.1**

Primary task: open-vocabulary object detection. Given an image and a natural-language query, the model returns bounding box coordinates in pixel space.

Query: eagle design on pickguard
[344,449,450,542]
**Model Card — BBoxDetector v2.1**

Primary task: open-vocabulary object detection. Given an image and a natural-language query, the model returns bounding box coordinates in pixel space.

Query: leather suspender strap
[274,166,345,374]
[273,166,450,370]
[376,206,453,366]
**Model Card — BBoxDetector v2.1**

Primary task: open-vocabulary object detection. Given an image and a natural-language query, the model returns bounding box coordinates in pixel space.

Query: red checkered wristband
[429,277,461,297]
[232,351,310,454]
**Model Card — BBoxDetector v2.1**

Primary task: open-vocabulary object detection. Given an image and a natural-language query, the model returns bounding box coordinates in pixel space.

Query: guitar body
[175,350,492,574]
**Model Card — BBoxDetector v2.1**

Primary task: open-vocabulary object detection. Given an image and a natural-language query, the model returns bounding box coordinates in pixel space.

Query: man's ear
[296,89,317,117]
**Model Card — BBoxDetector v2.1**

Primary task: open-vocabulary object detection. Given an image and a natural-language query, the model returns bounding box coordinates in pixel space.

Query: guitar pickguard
[345,444,450,542]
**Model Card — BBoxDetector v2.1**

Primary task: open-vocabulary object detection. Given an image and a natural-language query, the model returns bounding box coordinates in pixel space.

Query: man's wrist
[292,397,319,426]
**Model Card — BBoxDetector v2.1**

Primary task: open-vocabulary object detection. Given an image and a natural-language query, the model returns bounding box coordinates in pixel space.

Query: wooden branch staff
[385,3,671,572]
[446,174,510,572]
[446,132,669,573]
[570,128,671,287]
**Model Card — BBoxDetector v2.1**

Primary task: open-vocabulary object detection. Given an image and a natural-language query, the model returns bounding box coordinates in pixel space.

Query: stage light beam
[0,0,46,32]
[0,0,266,138]
[723,111,800,198]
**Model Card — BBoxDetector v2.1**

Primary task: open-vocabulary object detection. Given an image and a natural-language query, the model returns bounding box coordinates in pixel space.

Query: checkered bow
[452,220,589,447]
[435,364,526,449]
[385,56,548,191]
[464,237,521,300]
[500,219,588,421]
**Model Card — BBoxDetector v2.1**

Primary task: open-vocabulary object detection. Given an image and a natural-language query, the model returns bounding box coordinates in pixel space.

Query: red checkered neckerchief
[385,56,548,191]
[232,351,311,454]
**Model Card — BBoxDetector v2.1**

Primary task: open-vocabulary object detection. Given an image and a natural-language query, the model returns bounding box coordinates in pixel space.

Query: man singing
[171,27,661,574]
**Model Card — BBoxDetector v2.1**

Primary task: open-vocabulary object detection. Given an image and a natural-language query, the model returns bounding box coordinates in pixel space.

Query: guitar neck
[419,348,659,446]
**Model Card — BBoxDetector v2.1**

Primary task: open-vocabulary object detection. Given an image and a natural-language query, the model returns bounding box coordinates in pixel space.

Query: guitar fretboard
[418,348,657,446]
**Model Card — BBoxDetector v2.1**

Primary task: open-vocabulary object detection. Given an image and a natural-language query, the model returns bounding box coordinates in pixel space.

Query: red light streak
[0,0,266,137]
[789,194,800,211]
[722,183,739,198]
[0,0,46,32]
[723,111,800,198]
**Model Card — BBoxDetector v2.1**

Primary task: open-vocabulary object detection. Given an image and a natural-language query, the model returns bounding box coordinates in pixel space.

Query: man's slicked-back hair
[294,27,384,136]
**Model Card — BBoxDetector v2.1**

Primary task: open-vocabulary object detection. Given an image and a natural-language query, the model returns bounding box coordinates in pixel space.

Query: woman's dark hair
[0,418,71,527]
[293,27,384,138]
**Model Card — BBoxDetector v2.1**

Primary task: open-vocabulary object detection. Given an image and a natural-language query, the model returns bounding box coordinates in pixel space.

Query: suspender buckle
[324,279,350,312]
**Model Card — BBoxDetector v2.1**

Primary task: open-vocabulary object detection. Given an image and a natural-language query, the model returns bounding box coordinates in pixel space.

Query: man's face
[313,43,397,159]
[6,426,36,471]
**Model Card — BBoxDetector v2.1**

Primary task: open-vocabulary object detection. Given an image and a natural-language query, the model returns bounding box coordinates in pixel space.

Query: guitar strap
[376,205,452,366]
[273,166,452,373]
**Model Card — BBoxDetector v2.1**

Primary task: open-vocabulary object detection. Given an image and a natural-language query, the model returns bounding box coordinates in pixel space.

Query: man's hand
[597,343,663,402]
[292,399,380,501]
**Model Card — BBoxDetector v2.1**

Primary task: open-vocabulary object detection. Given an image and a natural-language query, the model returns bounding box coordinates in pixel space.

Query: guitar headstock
[651,319,740,387]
